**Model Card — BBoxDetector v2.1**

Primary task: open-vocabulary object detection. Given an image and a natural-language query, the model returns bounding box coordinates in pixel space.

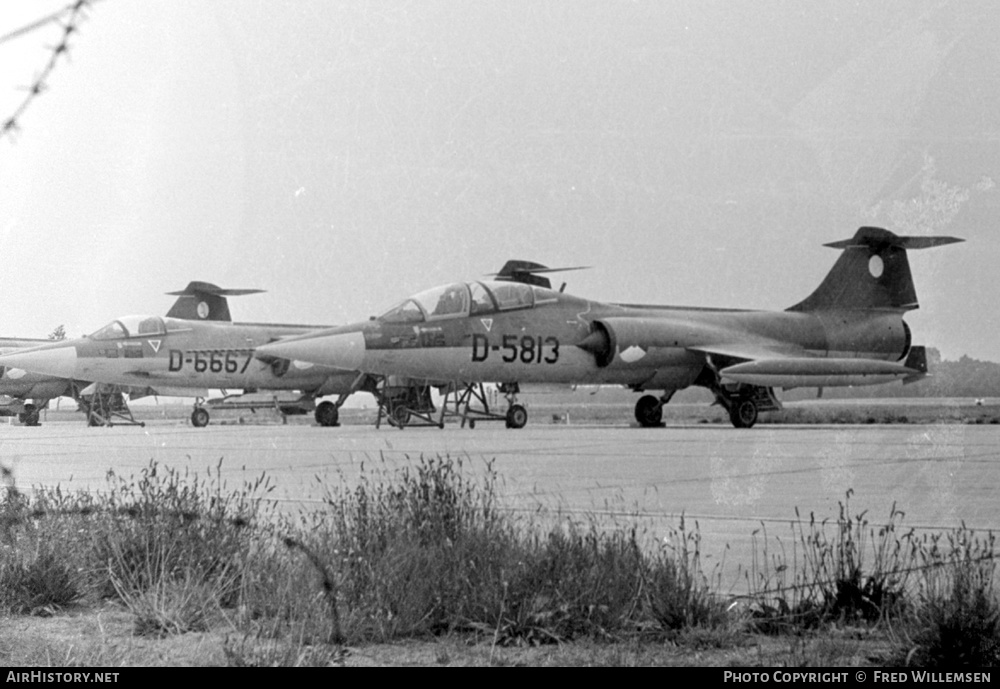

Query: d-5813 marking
[470,334,560,364]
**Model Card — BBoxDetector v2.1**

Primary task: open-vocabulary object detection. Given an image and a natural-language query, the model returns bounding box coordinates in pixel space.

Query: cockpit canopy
[89,315,168,340]
[379,281,556,324]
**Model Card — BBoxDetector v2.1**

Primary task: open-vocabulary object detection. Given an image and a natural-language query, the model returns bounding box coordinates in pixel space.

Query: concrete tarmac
[4,418,997,591]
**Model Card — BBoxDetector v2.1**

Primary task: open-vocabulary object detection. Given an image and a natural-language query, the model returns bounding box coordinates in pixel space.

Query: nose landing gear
[505,402,528,429]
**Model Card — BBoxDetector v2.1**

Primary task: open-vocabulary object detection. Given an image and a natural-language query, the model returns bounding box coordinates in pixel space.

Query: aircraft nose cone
[258,331,367,371]
[0,345,78,379]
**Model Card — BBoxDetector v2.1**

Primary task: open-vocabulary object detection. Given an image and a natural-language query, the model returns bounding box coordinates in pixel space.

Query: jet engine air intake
[577,321,614,367]
[578,318,692,368]
[271,358,290,377]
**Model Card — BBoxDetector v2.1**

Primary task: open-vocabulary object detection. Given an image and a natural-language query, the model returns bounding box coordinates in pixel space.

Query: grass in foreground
[1,457,997,666]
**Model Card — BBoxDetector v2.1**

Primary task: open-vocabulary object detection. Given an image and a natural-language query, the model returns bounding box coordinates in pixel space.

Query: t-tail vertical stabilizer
[787,226,963,313]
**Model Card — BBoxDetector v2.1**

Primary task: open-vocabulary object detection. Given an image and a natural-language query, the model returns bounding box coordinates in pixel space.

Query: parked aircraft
[0,282,260,426]
[0,283,373,427]
[249,226,962,429]
[0,336,75,425]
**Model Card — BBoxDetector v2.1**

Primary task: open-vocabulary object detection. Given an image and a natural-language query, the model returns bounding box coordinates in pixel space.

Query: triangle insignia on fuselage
[481,318,493,332]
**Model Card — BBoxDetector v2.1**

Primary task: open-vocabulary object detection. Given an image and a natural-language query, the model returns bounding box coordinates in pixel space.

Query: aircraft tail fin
[164,282,265,322]
[787,227,962,313]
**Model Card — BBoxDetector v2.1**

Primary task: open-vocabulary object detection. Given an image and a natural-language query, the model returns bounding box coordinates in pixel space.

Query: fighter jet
[0,283,373,427]
[0,336,76,425]
[250,226,962,429]
[0,282,263,427]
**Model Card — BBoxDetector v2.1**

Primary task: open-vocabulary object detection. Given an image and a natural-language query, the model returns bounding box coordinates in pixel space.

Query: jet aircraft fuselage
[256,283,915,392]
[253,227,961,429]
[65,316,352,392]
[0,315,362,426]
[0,336,77,424]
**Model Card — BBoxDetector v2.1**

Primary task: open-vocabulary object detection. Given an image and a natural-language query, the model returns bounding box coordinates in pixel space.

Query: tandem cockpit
[88,315,171,340]
[378,281,558,324]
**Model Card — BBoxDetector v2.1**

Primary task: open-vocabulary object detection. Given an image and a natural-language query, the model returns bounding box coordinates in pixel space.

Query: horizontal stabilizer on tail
[165,282,265,322]
[824,228,964,251]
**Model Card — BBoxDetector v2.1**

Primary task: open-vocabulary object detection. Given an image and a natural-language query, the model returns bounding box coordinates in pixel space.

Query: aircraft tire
[20,404,40,427]
[191,408,210,428]
[729,398,758,429]
[315,401,339,427]
[506,404,528,429]
[634,395,663,427]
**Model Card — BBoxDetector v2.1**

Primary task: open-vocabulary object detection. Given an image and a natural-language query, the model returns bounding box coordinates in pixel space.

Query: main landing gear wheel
[191,407,210,428]
[315,401,339,427]
[634,395,663,427]
[505,404,528,429]
[19,404,40,427]
[729,398,758,429]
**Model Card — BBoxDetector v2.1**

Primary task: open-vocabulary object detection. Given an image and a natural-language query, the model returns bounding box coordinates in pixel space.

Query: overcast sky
[1,1,997,361]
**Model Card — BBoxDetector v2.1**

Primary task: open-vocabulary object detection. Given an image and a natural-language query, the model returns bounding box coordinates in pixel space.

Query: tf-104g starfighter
[0,284,372,428]
[0,282,279,427]
[251,227,962,429]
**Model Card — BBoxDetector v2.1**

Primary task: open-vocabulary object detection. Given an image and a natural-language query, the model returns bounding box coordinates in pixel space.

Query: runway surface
[3,418,998,591]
